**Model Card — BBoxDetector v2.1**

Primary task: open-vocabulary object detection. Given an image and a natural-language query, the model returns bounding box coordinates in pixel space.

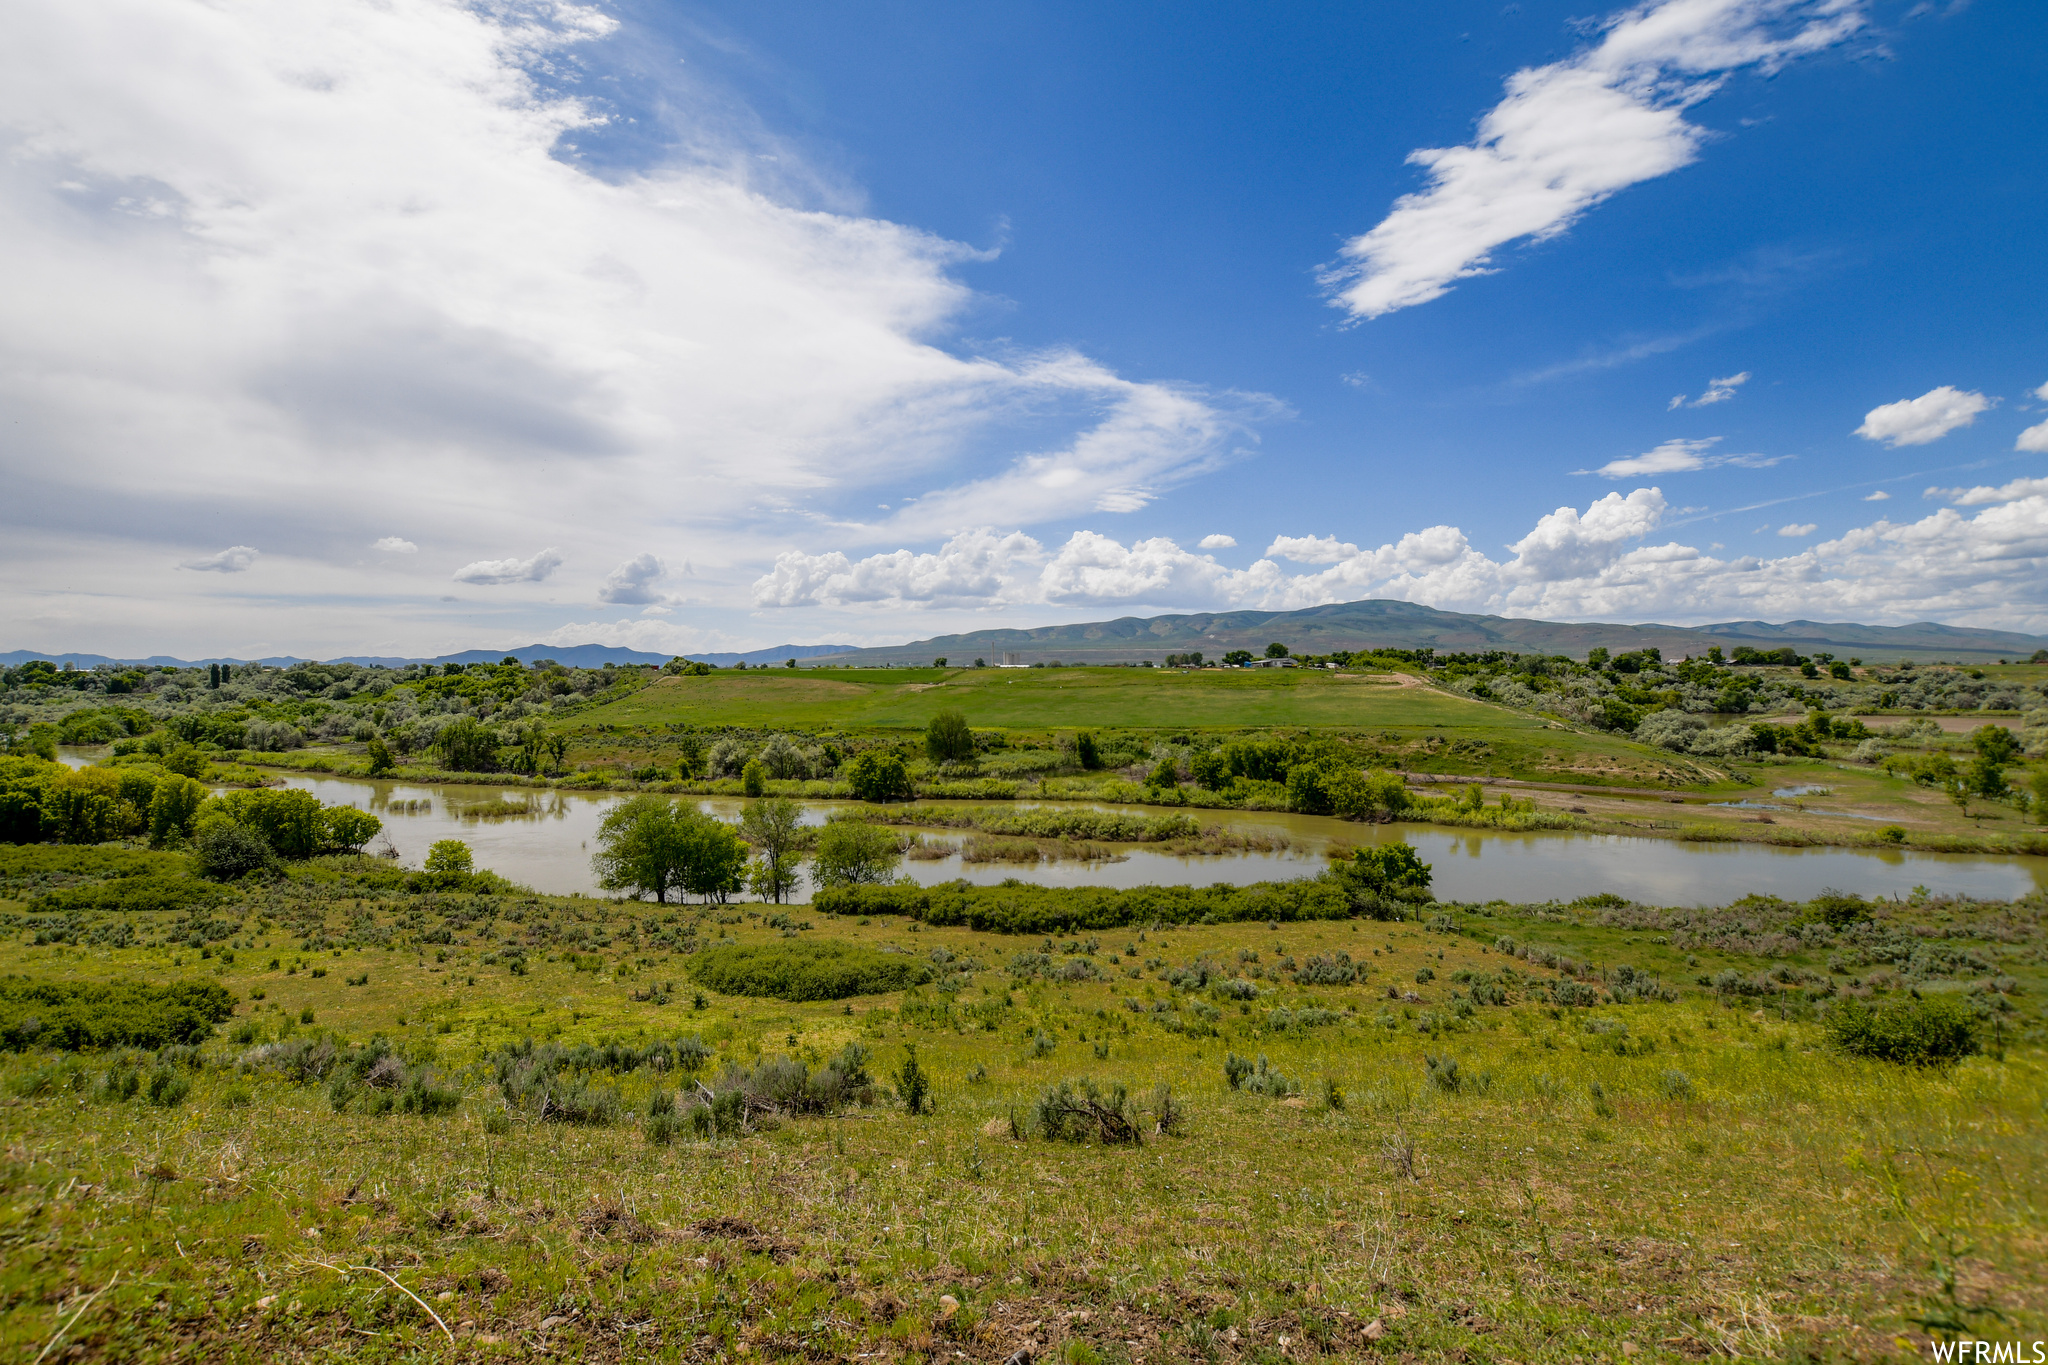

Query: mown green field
[580,667,1516,732]
[2,845,2042,1362]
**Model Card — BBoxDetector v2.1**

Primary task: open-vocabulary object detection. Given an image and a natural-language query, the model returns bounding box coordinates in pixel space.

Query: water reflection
[45,748,2047,904]
[268,771,2047,905]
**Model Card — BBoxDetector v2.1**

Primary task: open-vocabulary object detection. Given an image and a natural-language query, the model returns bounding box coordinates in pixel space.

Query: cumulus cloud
[752,488,2048,630]
[1197,534,1237,550]
[1324,0,1864,319]
[597,553,665,605]
[1925,476,2048,507]
[1863,490,1890,501]
[1588,436,1786,478]
[1855,386,1991,446]
[1266,534,1361,564]
[179,545,258,573]
[2017,419,2048,453]
[0,0,1255,654]
[452,548,563,585]
[1668,371,1751,409]
[1778,522,1817,537]
[371,537,417,554]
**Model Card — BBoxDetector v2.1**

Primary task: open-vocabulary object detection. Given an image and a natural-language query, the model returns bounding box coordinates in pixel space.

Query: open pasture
[1,845,2042,1362]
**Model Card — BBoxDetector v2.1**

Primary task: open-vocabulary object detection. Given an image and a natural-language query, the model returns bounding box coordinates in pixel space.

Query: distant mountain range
[10,602,2044,674]
[0,643,848,670]
[787,599,2048,667]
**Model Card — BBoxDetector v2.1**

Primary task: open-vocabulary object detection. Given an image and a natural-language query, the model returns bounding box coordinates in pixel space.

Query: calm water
[56,748,2047,903]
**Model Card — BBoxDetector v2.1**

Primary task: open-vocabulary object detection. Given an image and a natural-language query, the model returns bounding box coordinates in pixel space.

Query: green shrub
[1826,994,1978,1066]
[194,820,279,880]
[145,1066,191,1108]
[688,940,932,1001]
[845,751,913,803]
[31,876,228,915]
[0,978,235,1051]
[813,878,1352,934]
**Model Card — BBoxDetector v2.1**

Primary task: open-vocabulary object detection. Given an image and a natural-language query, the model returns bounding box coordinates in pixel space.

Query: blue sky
[3,0,2045,656]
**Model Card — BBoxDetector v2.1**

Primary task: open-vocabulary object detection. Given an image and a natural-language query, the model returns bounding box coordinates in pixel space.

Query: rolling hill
[794,599,2048,667]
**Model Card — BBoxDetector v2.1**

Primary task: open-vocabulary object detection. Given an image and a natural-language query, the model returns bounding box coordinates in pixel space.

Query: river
[54,748,2047,903]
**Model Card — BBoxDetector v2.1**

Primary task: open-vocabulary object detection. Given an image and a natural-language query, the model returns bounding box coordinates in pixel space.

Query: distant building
[998,651,1027,668]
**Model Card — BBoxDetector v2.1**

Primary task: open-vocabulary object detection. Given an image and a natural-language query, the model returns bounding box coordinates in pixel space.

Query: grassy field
[2,846,2043,1362]
[561,666,1734,793]
[582,667,1523,732]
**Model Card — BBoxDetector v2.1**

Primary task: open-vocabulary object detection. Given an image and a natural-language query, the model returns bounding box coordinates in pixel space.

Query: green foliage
[424,840,474,875]
[193,819,280,881]
[740,797,805,904]
[430,717,500,772]
[146,774,207,846]
[0,978,236,1051]
[895,1044,932,1115]
[365,737,395,775]
[1972,725,2020,764]
[1825,993,1979,1066]
[592,796,748,903]
[1806,888,1871,930]
[1336,842,1433,898]
[687,939,933,1001]
[1145,756,1179,789]
[207,788,324,857]
[31,876,228,915]
[811,819,901,888]
[1075,732,1103,770]
[741,759,767,797]
[318,805,382,854]
[814,877,1353,934]
[845,751,913,802]
[925,709,974,763]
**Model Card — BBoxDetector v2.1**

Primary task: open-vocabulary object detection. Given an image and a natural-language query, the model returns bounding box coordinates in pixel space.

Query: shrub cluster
[814,877,1353,934]
[1825,993,1979,1065]
[30,876,228,915]
[0,978,235,1051]
[688,939,933,1000]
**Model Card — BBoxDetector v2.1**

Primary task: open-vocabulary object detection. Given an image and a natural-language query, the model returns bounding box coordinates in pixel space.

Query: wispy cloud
[1668,371,1750,409]
[179,546,258,573]
[1924,476,2048,507]
[1324,0,1865,320]
[1581,436,1788,478]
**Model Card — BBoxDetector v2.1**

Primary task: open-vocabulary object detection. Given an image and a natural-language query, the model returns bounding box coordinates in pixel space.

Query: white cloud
[1778,522,1817,537]
[2017,419,2048,453]
[1588,436,1786,478]
[1197,534,1237,550]
[1863,490,1890,501]
[452,548,563,586]
[597,553,665,605]
[1854,386,1991,446]
[2034,381,2048,403]
[179,545,258,573]
[371,536,417,554]
[1266,534,1361,564]
[1925,476,2048,507]
[1595,438,1717,477]
[1667,371,1751,409]
[0,0,1254,655]
[751,488,2048,631]
[1324,0,1864,320]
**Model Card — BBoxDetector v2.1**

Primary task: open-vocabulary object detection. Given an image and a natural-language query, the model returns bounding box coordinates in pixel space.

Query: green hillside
[792,597,2048,667]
